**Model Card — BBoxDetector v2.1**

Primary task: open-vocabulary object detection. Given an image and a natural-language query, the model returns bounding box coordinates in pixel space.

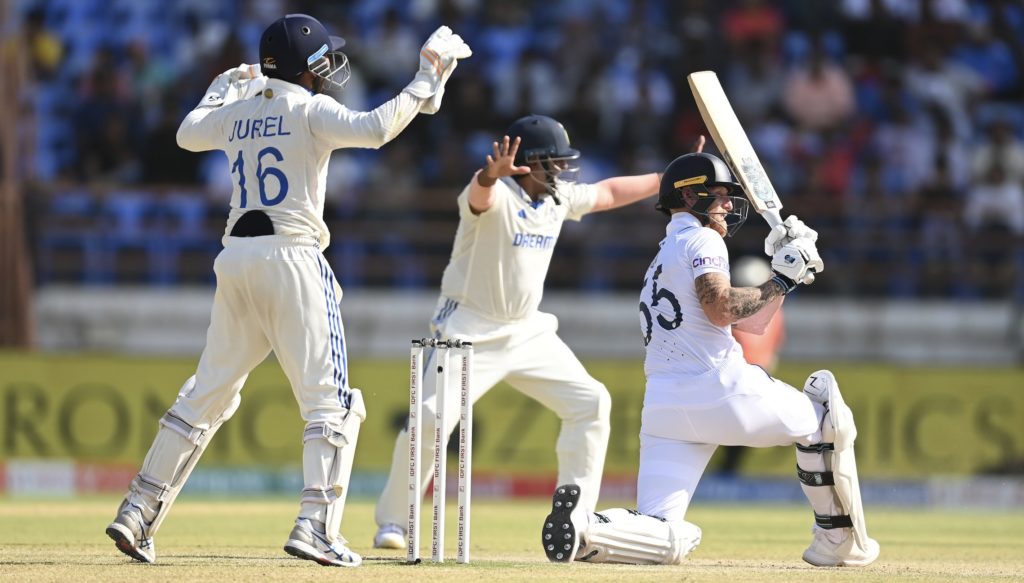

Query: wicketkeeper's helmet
[260,14,350,92]
[657,153,749,236]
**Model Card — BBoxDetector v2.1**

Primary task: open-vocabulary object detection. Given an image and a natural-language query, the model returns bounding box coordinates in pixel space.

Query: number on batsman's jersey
[641,213,744,378]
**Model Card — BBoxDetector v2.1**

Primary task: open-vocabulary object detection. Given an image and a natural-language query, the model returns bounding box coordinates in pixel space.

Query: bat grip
[763,209,783,229]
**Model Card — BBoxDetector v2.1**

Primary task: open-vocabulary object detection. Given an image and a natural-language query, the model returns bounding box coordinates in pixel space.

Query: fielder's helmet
[657,152,749,236]
[260,14,350,91]
[505,115,580,202]
[506,115,580,167]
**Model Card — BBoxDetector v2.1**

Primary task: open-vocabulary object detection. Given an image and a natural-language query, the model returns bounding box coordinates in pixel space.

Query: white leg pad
[300,389,366,543]
[798,370,879,566]
[578,508,701,565]
[125,406,217,535]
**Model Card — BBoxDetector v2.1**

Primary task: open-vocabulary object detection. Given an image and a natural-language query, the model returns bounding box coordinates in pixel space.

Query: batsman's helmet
[260,14,350,92]
[657,152,749,236]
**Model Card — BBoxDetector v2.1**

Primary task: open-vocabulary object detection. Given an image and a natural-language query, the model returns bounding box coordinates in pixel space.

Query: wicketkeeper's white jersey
[177,78,423,251]
[440,176,597,322]
[640,212,745,378]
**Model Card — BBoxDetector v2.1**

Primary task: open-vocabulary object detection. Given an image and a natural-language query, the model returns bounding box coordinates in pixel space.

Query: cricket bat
[687,70,783,229]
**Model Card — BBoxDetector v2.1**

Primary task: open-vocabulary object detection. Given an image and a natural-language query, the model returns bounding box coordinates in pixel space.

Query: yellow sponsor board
[1,353,1021,477]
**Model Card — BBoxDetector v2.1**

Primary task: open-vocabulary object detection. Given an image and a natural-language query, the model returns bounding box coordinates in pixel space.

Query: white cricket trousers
[637,360,821,522]
[169,235,353,430]
[375,302,611,527]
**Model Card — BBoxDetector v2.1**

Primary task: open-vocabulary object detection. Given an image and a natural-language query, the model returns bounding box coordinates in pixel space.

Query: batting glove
[404,26,472,101]
[771,237,824,290]
[764,215,818,257]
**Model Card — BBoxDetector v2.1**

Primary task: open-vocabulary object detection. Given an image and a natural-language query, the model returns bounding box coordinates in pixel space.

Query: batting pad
[579,509,701,565]
[796,370,872,552]
[300,389,366,543]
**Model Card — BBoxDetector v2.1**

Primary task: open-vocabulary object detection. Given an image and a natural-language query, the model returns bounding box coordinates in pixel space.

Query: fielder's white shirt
[440,177,597,322]
[176,78,423,250]
[641,212,745,378]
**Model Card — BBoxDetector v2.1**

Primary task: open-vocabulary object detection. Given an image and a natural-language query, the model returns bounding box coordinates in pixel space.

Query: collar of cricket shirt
[262,77,316,98]
[667,211,701,236]
[504,176,548,210]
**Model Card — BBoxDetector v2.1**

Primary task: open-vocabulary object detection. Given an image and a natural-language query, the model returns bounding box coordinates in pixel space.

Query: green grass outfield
[2,497,1022,582]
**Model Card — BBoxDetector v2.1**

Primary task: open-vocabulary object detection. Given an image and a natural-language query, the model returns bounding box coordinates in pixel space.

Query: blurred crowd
[7,0,1024,299]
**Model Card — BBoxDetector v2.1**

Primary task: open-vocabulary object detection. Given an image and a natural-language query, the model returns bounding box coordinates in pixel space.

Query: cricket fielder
[373,115,665,549]
[541,152,880,567]
[104,14,471,567]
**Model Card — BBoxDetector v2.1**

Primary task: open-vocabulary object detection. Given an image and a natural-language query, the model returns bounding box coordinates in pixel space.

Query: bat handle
[763,209,783,229]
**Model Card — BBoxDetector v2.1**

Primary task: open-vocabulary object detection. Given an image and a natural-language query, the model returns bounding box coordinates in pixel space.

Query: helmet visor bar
[310,51,351,93]
[528,154,581,184]
[723,196,750,237]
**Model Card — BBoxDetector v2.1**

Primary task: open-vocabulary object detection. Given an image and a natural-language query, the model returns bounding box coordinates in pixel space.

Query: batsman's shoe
[284,518,362,567]
[542,484,588,562]
[105,507,156,563]
[373,523,406,550]
[803,527,880,567]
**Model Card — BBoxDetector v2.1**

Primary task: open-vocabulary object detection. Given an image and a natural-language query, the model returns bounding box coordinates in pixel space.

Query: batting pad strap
[301,486,343,505]
[132,473,171,502]
[303,421,350,448]
[796,464,835,487]
[159,411,206,445]
[814,511,854,530]
[796,442,834,453]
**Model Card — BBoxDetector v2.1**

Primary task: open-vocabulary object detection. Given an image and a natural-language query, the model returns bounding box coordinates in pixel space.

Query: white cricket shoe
[284,518,362,567]
[803,527,880,567]
[105,506,156,563]
[373,523,406,550]
[542,484,589,562]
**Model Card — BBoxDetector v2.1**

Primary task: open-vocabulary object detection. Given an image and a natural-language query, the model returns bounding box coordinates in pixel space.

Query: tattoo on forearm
[696,274,782,323]
[727,283,782,320]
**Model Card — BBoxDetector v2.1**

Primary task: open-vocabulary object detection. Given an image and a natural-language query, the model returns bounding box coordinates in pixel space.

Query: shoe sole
[284,539,359,568]
[105,523,153,564]
[803,549,879,567]
[542,484,581,563]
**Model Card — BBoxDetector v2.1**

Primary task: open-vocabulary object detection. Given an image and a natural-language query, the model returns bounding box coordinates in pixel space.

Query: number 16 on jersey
[230,147,289,208]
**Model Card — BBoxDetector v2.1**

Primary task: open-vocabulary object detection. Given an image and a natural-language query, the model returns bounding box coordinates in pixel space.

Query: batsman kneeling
[542,153,880,567]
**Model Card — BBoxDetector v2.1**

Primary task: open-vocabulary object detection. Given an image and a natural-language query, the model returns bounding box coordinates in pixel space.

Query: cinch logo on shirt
[693,255,728,269]
[513,232,556,249]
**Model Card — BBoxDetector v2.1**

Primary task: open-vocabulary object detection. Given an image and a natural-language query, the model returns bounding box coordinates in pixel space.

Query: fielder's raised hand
[198,63,265,109]
[405,25,472,103]
[477,136,532,187]
[691,135,706,154]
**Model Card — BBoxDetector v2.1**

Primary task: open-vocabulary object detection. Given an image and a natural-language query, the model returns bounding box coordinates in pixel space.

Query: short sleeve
[686,229,731,279]
[456,178,512,221]
[455,184,477,221]
[557,182,598,222]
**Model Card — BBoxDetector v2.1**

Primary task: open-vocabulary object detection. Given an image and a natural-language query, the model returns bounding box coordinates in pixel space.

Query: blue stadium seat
[153,192,217,285]
[37,190,104,284]
[98,191,162,283]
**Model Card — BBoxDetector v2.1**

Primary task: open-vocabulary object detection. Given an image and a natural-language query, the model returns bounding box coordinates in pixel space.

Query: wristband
[770,272,798,295]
